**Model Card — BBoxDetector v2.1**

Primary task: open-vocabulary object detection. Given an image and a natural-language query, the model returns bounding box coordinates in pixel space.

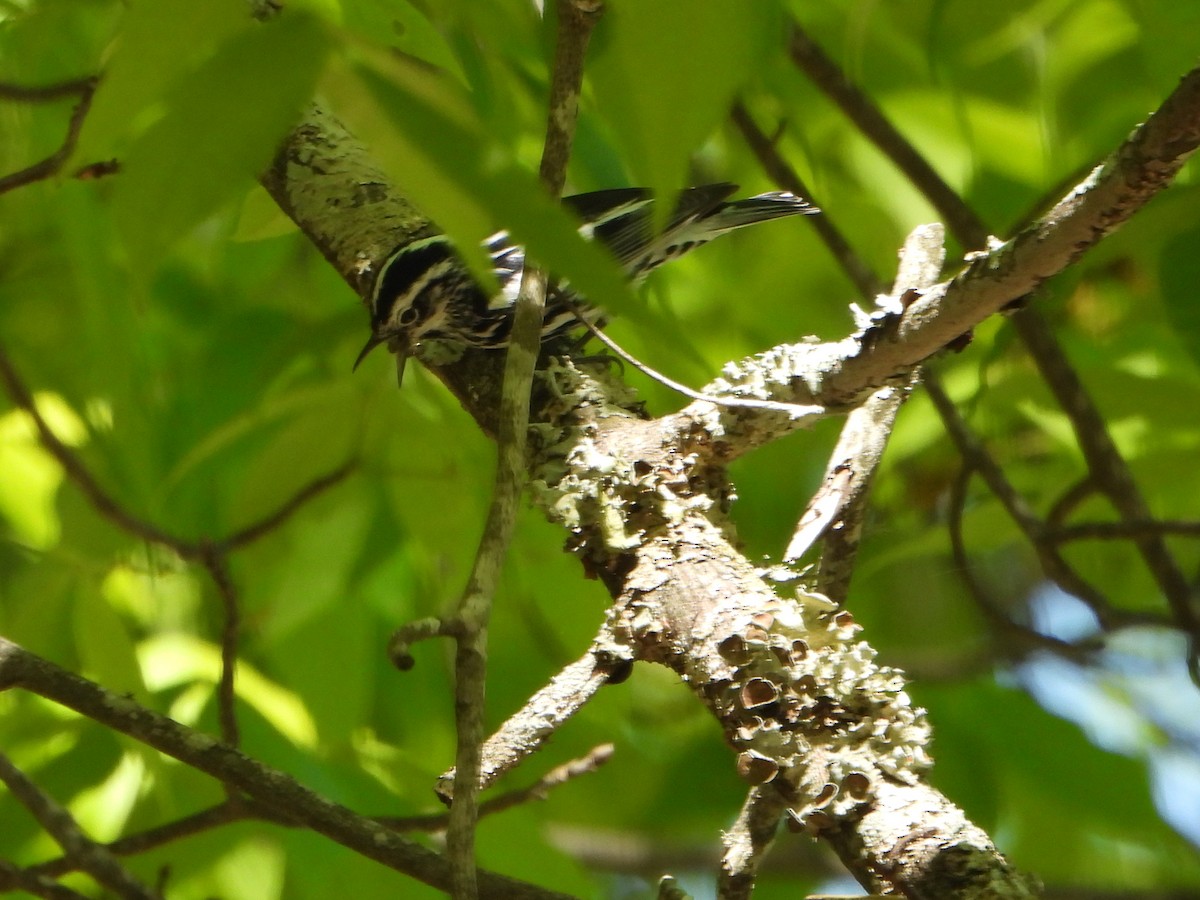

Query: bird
[354,183,817,382]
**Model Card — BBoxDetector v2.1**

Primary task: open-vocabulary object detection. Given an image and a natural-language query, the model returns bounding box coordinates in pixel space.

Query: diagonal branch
[730,101,882,299]
[0,77,99,195]
[0,637,577,900]
[222,463,356,549]
[0,860,93,900]
[928,373,1165,635]
[383,745,614,833]
[28,801,263,879]
[0,346,182,550]
[438,621,633,798]
[788,19,1200,662]
[718,786,789,900]
[255,47,1200,900]
[0,753,158,900]
[809,224,944,600]
[658,57,1200,462]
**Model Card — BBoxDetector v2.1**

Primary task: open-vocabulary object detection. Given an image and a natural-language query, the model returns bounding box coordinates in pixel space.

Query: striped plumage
[354,183,817,376]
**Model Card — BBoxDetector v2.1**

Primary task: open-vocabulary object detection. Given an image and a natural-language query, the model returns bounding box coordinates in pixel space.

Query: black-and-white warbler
[354,183,817,379]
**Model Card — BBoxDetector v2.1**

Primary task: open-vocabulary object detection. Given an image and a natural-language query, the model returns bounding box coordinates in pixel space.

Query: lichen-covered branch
[241,57,1200,893]
[658,60,1200,463]
[719,787,789,900]
[438,621,634,798]
[789,21,1200,667]
[259,104,438,304]
[811,224,945,599]
[255,90,1049,892]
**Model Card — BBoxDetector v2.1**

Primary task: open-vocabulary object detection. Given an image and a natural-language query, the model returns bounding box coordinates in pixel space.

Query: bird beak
[353,333,410,388]
[394,350,408,388]
[353,334,385,372]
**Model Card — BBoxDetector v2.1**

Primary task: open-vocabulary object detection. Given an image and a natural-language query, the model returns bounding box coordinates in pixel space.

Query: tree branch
[382,745,613,833]
[809,224,944,600]
[0,753,159,900]
[718,786,788,900]
[255,51,1200,900]
[729,101,882,299]
[789,19,1200,667]
[0,859,94,900]
[0,638,576,900]
[440,5,602,896]
[438,623,632,798]
[666,53,1200,460]
[28,801,261,879]
[0,76,99,195]
[0,345,358,751]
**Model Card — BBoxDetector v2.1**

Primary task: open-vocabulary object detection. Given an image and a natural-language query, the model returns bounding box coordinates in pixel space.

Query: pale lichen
[714,591,933,825]
[529,357,717,552]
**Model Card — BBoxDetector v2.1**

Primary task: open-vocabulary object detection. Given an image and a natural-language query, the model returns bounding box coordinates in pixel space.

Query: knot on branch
[711,593,932,829]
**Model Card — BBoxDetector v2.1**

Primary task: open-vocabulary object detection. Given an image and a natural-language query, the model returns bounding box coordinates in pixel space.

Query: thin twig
[788,18,1200,671]
[223,463,357,549]
[198,545,242,749]
[945,467,1097,662]
[0,346,351,557]
[730,101,881,298]
[1046,477,1099,526]
[787,25,981,245]
[0,345,356,754]
[1045,520,1200,542]
[0,77,98,195]
[29,801,263,879]
[389,617,463,671]
[0,345,187,550]
[383,745,614,832]
[928,372,1163,634]
[444,4,602,897]
[0,753,159,900]
[0,77,97,101]
[0,860,93,900]
[438,634,629,799]
[1014,307,1200,667]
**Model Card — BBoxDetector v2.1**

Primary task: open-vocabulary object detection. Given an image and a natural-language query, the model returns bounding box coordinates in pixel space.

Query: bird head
[354,236,460,384]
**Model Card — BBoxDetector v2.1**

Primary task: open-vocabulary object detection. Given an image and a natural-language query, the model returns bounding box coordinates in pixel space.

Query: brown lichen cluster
[711,595,932,830]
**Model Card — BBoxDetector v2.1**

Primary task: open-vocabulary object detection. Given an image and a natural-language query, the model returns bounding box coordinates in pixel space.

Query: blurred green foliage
[1,0,1200,897]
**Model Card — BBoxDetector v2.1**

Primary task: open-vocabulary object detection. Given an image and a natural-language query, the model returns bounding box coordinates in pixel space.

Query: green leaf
[1159,220,1200,368]
[139,634,318,746]
[77,0,252,161]
[342,0,469,83]
[589,0,780,209]
[112,12,333,267]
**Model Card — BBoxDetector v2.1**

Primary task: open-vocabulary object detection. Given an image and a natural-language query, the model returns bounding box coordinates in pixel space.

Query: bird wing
[563,184,740,272]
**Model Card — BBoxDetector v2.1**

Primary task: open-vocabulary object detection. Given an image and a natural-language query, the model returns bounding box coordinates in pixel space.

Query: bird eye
[398,306,420,326]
